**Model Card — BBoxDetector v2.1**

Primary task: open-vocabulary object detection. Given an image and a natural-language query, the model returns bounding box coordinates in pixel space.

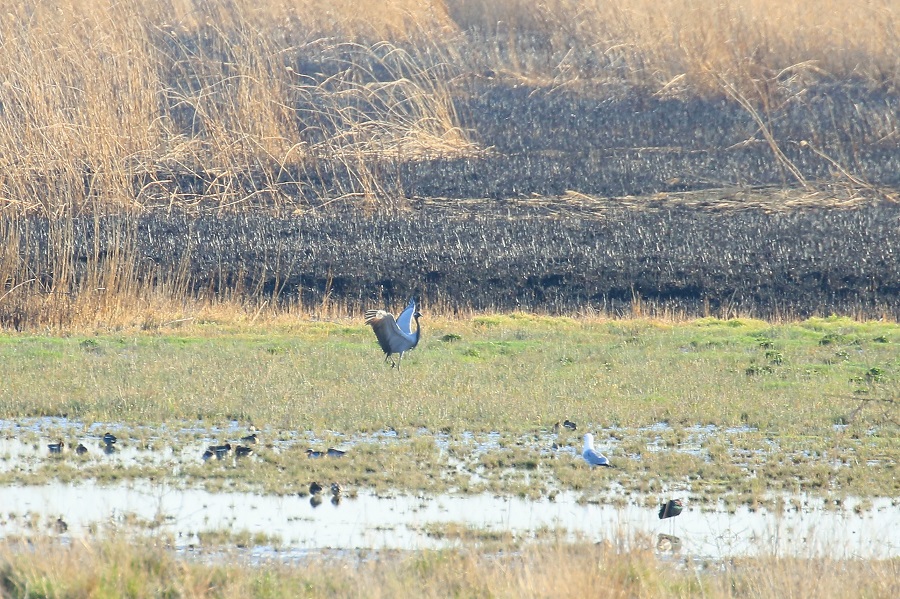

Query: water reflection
[0,481,896,560]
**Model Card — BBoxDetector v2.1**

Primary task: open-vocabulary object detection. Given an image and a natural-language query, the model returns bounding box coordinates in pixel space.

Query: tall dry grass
[1,0,898,328]
[1,536,898,598]
[0,0,468,216]
[449,0,900,89]
[1,0,897,214]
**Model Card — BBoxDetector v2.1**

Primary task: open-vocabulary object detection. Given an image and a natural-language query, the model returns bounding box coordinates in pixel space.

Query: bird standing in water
[365,297,422,371]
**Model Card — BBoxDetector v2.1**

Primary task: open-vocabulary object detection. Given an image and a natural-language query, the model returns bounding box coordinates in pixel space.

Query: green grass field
[1,315,894,431]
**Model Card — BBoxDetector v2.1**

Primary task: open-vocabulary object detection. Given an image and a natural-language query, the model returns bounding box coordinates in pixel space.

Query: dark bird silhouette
[75,443,88,455]
[306,449,324,459]
[103,432,117,446]
[326,447,346,458]
[48,442,64,454]
[207,443,232,459]
[330,482,343,497]
[240,433,258,445]
[309,481,323,495]
[365,297,422,371]
[563,419,577,431]
[659,499,684,519]
[235,445,253,458]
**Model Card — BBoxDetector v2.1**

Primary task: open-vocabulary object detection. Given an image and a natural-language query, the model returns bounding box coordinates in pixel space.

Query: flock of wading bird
[366,298,685,542]
[44,298,684,530]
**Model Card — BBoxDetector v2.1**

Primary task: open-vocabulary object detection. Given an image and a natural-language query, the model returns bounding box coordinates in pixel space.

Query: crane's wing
[583,448,612,467]
[365,309,416,354]
[395,297,417,335]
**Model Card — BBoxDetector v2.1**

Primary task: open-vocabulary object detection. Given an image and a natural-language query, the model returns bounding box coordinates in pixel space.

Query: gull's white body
[582,433,612,467]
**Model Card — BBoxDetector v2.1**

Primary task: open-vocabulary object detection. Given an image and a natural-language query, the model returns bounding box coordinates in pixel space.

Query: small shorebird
[240,433,258,445]
[309,481,323,495]
[48,442,64,454]
[103,432,117,446]
[330,482,343,497]
[75,443,88,455]
[326,447,346,458]
[306,449,324,459]
[563,419,577,431]
[235,445,253,458]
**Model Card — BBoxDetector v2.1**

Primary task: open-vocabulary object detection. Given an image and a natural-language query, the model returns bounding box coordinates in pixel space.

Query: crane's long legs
[383,352,404,371]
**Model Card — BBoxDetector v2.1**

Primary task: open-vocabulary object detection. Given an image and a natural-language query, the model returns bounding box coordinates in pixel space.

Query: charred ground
[9,192,900,320]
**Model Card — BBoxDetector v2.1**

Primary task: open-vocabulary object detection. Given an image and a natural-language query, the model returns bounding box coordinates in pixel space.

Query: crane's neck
[412,315,421,347]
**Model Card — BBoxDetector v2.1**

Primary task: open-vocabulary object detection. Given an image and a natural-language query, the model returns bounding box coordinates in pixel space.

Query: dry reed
[1,0,898,328]
[0,535,898,598]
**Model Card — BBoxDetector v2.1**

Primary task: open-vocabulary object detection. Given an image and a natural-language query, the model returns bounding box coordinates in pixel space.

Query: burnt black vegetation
[10,199,900,319]
[138,76,900,203]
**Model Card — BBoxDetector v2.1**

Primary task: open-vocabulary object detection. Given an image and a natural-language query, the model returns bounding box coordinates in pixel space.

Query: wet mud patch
[0,418,895,503]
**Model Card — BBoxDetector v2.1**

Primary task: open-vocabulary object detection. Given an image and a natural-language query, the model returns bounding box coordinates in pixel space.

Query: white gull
[582,433,612,468]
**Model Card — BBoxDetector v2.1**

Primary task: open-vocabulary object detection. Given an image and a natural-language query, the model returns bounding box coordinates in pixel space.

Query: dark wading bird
[659,499,684,520]
[365,297,422,371]
[203,443,232,460]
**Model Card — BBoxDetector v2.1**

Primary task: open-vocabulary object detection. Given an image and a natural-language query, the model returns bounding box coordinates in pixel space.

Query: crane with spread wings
[364,297,422,371]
